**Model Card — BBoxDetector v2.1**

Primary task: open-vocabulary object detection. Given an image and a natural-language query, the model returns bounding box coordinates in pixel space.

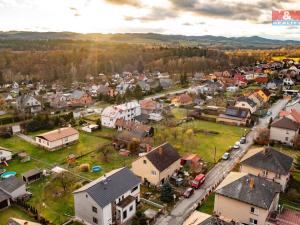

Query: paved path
[155,99,289,225]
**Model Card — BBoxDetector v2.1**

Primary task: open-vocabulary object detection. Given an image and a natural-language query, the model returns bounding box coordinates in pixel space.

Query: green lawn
[154,120,247,162]
[197,193,215,214]
[0,206,37,224]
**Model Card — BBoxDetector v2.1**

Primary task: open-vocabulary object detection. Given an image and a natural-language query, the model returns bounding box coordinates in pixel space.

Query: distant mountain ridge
[0,31,299,47]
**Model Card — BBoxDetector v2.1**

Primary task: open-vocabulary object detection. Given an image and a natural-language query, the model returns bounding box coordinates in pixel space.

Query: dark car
[183,187,194,198]
[240,137,247,144]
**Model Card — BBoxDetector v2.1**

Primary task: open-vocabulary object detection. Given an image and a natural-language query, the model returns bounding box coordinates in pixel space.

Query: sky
[0,0,300,40]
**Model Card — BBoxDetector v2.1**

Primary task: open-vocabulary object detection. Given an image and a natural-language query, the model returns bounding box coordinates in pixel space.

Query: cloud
[169,0,287,23]
[124,7,177,22]
[182,21,206,26]
[105,0,141,7]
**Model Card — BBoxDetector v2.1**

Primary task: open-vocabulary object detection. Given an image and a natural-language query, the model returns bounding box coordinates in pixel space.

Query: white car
[222,152,230,160]
[233,141,240,149]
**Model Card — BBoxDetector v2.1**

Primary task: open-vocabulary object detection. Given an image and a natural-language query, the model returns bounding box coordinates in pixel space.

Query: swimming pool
[1,171,16,178]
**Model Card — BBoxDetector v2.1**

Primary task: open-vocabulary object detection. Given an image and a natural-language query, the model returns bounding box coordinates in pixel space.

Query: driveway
[155,99,289,225]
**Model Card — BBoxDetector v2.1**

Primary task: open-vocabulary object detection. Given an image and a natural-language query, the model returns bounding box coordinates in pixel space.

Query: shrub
[79,163,90,172]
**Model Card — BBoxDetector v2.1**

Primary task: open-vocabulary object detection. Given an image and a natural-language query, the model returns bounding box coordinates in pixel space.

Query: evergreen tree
[133,85,143,100]
[0,71,4,85]
[160,182,174,203]
[180,73,188,87]
[137,60,144,74]
[131,210,147,225]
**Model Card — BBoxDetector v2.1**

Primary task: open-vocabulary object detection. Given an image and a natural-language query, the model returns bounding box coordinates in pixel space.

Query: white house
[16,95,42,114]
[82,124,99,133]
[35,127,79,151]
[0,147,12,163]
[73,167,141,225]
[101,101,141,128]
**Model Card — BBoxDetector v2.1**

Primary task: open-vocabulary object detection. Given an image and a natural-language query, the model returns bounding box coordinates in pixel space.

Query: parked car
[222,152,230,160]
[191,174,206,189]
[240,137,246,144]
[183,187,194,198]
[233,141,240,149]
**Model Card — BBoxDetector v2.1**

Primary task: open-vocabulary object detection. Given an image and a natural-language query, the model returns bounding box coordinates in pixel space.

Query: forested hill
[0,31,299,48]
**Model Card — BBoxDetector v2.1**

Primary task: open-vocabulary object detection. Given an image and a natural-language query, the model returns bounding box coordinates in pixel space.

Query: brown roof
[115,118,152,132]
[36,127,79,142]
[177,94,193,104]
[146,143,181,172]
[140,99,157,110]
[271,117,300,131]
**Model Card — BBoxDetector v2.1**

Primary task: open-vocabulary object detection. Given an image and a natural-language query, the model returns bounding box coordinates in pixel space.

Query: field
[0,128,138,224]
[0,206,37,223]
[272,56,300,61]
[154,109,247,162]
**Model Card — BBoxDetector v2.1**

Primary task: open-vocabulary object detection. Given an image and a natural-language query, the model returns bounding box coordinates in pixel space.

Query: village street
[156,98,289,225]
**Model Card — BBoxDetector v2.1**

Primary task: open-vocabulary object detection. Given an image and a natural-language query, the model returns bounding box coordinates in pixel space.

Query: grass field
[0,128,138,224]
[154,118,247,163]
[0,206,37,224]
[197,193,215,214]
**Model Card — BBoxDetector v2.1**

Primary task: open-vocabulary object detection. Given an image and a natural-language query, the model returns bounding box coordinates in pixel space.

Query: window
[151,170,156,175]
[250,218,257,225]
[131,186,138,193]
[143,160,147,164]
[92,206,97,213]
[250,207,259,215]
[86,194,88,198]
[129,205,133,211]
[250,207,255,213]
[285,137,289,141]
[93,217,98,224]
[123,210,127,219]
[262,170,268,177]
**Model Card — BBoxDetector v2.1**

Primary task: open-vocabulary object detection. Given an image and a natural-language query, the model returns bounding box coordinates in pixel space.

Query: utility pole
[214,146,217,164]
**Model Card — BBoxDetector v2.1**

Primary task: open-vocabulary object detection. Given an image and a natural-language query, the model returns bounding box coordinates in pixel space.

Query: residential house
[217,106,251,126]
[203,80,225,94]
[115,119,154,137]
[193,72,205,82]
[270,117,300,146]
[22,169,43,184]
[7,218,41,225]
[235,96,257,113]
[0,147,12,163]
[16,94,42,114]
[139,99,162,115]
[248,92,263,108]
[214,172,281,225]
[101,101,141,128]
[35,127,79,151]
[266,79,282,90]
[70,90,92,107]
[136,81,150,92]
[131,143,181,186]
[240,147,293,191]
[73,167,141,225]
[279,109,300,123]
[49,93,68,109]
[171,94,193,107]
[256,89,271,103]
[0,177,27,210]
[183,211,233,225]
[159,78,173,89]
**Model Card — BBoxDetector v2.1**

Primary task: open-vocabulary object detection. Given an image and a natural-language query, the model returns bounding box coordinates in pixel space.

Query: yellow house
[131,143,181,186]
[256,89,271,103]
[240,147,293,191]
[214,172,281,225]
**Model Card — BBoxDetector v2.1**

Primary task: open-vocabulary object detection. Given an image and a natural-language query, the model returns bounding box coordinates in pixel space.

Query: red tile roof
[37,127,78,142]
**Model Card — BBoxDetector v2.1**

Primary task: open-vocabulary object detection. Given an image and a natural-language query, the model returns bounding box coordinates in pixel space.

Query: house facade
[270,117,300,146]
[73,167,141,225]
[70,90,92,107]
[131,143,181,186]
[235,96,257,113]
[35,127,79,151]
[240,147,293,191]
[214,172,281,225]
[101,101,141,128]
[16,95,42,114]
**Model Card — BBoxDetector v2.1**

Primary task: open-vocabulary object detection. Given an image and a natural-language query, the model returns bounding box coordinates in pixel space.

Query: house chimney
[24,222,28,225]
[158,147,163,155]
[249,177,255,190]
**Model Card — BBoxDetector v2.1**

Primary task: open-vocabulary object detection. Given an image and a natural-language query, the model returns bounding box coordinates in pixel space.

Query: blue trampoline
[92,165,102,173]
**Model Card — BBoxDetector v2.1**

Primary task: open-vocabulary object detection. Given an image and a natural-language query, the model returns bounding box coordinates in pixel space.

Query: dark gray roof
[216,174,281,209]
[146,143,181,172]
[241,147,293,175]
[75,167,140,208]
[0,189,10,202]
[271,117,300,131]
[22,169,42,178]
[199,216,234,225]
[0,177,25,193]
[134,114,149,123]
[224,106,250,118]
[237,96,257,108]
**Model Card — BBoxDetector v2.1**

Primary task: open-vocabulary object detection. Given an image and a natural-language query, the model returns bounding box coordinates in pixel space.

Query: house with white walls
[101,101,141,128]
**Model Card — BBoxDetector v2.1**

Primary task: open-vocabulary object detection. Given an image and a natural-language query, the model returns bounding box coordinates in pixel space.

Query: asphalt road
[155,98,289,225]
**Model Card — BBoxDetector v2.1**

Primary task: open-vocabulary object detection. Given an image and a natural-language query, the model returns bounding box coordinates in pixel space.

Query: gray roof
[17,94,41,108]
[241,147,293,175]
[199,216,234,225]
[71,90,85,99]
[237,96,257,108]
[146,143,181,172]
[224,106,250,118]
[0,177,25,193]
[74,167,140,208]
[0,189,10,202]
[22,169,42,178]
[271,117,300,131]
[216,174,281,209]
